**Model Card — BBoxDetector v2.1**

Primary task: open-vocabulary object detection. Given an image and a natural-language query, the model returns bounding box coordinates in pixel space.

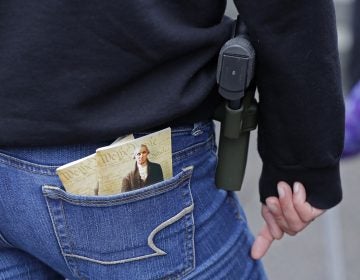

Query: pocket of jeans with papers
[42,167,195,280]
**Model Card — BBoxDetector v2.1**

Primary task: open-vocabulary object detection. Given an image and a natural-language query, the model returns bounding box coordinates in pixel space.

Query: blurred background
[222,0,360,279]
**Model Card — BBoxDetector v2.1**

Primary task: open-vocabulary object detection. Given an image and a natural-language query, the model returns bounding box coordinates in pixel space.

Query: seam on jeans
[60,199,86,279]
[136,130,190,137]
[61,204,194,265]
[44,196,82,279]
[0,232,15,248]
[181,172,196,279]
[190,199,196,272]
[0,154,57,175]
[43,171,192,206]
[162,166,196,280]
[133,122,212,137]
[227,193,247,223]
[181,218,249,280]
[165,167,196,280]
[172,135,214,163]
[0,130,214,177]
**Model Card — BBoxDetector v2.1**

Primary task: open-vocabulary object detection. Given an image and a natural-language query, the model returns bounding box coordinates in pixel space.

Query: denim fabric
[0,122,266,280]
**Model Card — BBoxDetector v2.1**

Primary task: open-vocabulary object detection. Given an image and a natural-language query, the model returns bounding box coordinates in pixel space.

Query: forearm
[234,0,344,209]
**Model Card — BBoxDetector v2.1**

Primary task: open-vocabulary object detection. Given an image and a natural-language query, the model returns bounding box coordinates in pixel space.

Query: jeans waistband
[0,121,214,167]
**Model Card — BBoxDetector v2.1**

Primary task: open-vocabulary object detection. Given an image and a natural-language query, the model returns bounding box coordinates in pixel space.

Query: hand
[251,181,324,259]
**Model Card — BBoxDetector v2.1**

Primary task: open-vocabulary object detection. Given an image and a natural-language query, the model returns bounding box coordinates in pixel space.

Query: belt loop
[191,122,204,136]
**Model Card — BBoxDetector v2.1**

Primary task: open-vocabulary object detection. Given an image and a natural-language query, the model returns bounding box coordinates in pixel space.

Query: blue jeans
[0,122,266,280]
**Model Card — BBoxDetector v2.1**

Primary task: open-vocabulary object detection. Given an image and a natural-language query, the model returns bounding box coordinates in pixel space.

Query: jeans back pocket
[42,167,195,280]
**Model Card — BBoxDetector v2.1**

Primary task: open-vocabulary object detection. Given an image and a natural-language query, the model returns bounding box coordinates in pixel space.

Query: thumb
[251,224,274,260]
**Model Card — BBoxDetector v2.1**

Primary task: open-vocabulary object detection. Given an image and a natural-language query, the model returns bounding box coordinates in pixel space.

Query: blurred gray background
[222,1,360,279]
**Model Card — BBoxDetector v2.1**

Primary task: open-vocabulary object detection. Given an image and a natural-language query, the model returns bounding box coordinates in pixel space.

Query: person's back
[0,1,344,279]
[0,0,232,146]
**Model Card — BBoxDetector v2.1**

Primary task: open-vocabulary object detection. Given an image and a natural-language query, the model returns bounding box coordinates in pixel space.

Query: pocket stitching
[42,170,192,206]
[43,167,196,279]
[61,204,194,265]
[44,195,83,279]
[0,232,15,248]
[0,152,56,175]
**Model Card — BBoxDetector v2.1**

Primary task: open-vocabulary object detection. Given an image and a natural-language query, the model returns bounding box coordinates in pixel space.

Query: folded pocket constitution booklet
[56,129,172,196]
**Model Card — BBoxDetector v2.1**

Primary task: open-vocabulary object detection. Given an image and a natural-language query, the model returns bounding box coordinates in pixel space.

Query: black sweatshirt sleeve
[233,0,345,209]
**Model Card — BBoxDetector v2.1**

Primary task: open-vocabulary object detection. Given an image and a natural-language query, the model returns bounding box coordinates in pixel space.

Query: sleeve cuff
[259,162,342,209]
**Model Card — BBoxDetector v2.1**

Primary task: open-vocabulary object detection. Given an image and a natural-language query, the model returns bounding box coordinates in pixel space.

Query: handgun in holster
[214,16,257,191]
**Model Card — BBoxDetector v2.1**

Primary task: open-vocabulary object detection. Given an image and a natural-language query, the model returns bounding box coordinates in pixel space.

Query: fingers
[251,205,284,260]
[266,181,325,235]
[293,182,325,222]
[265,189,301,235]
[277,181,306,234]
[261,204,284,240]
[254,181,326,259]
[251,224,274,260]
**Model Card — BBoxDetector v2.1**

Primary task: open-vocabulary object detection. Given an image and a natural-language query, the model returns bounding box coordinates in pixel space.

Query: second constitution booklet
[56,134,134,196]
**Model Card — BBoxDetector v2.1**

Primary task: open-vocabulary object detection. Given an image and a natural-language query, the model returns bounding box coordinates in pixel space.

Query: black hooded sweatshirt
[0,0,344,209]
